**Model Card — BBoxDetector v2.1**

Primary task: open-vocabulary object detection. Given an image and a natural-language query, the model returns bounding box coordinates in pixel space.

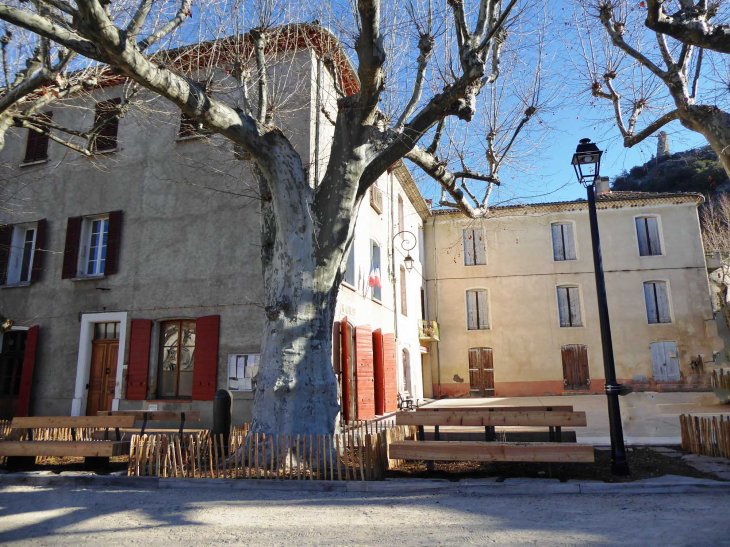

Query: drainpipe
[432,219,441,397]
[390,171,399,348]
[314,57,322,186]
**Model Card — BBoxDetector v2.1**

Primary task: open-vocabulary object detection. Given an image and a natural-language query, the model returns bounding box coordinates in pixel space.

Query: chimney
[596,176,611,195]
[657,131,669,158]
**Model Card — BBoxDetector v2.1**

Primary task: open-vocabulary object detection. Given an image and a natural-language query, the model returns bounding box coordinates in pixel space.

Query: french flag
[369,263,381,289]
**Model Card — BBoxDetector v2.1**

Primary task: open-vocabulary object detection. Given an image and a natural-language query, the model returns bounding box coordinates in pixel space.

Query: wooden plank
[389,441,595,463]
[396,410,587,427]
[12,416,136,429]
[97,411,202,422]
[417,405,574,413]
[0,441,127,457]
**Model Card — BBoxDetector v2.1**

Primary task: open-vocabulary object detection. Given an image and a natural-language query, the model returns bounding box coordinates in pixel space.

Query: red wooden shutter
[126,319,152,400]
[355,325,375,420]
[340,319,350,421]
[23,112,52,164]
[29,219,46,283]
[61,216,82,279]
[16,326,39,417]
[104,210,122,275]
[372,329,385,416]
[0,224,12,286]
[192,315,220,401]
[383,333,397,412]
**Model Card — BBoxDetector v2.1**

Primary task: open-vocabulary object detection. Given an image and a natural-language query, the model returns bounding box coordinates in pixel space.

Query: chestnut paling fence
[710,369,730,390]
[679,414,730,459]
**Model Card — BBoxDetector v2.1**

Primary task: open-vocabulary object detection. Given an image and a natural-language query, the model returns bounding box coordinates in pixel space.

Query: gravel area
[0,485,728,545]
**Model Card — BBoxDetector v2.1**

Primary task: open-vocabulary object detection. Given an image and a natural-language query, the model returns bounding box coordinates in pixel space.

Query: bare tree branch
[645,0,730,54]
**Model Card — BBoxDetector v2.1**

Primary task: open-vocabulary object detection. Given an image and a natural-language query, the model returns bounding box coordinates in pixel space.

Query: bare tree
[702,193,730,311]
[0,0,549,437]
[644,0,730,54]
[568,1,730,177]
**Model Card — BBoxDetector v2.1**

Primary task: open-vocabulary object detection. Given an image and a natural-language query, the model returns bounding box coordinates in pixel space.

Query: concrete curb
[1,473,729,495]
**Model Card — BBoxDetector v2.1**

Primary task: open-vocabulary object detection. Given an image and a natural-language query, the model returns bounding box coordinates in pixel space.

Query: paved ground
[426,392,726,444]
[0,485,728,545]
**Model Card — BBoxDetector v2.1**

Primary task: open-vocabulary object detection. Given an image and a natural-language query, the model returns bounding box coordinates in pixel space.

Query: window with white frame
[6,223,37,285]
[344,239,355,287]
[463,228,486,266]
[466,289,489,330]
[635,216,662,256]
[551,223,576,261]
[228,354,259,391]
[557,286,583,327]
[81,216,109,276]
[644,281,671,324]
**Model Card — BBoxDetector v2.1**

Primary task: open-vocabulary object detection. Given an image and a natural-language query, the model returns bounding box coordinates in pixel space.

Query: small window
[23,112,52,164]
[94,322,120,340]
[92,98,121,152]
[84,217,109,276]
[369,240,382,301]
[158,320,196,398]
[228,354,259,391]
[463,228,486,266]
[400,265,407,316]
[466,289,489,330]
[636,216,662,256]
[557,286,583,327]
[644,281,671,324]
[551,223,576,261]
[344,240,355,287]
[5,223,37,285]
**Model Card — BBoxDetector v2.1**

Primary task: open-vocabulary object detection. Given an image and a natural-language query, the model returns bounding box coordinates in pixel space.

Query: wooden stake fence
[710,369,730,390]
[680,414,730,459]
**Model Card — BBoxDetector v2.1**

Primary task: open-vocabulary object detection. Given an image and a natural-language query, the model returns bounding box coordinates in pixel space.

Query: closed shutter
[644,282,658,323]
[29,218,46,283]
[466,290,478,329]
[23,112,52,164]
[557,287,570,327]
[551,224,564,261]
[474,228,486,265]
[126,319,152,400]
[16,325,39,417]
[354,325,375,420]
[563,224,576,260]
[655,282,671,323]
[372,329,385,416]
[477,290,489,329]
[192,315,220,401]
[61,216,83,279]
[93,98,121,152]
[0,224,12,285]
[105,210,122,275]
[636,218,650,256]
[382,333,397,412]
[568,287,582,326]
[463,229,475,266]
[647,217,662,255]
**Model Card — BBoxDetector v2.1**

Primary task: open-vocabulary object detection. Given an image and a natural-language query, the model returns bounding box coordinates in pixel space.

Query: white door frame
[71,312,128,416]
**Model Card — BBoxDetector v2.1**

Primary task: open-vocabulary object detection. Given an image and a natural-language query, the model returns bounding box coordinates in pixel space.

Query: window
[228,353,259,391]
[344,240,355,287]
[400,266,407,316]
[557,286,583,327]
[92,98,121,152]
[0,330,26,398]
[466,289,489,330]
[398,195,405,237]
[158,320,196,398]
[85,217,109,276]
[23,112,52,164]
[369,240,382,301]
[551,223,576,261]
[636,216,662,256]
[463,228,486,266]
[644,281,671,324]
[6,224,36,285]
[94,322,120,340]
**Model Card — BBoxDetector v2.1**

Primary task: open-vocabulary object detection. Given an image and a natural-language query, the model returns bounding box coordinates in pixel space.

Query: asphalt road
[0,485,728,545]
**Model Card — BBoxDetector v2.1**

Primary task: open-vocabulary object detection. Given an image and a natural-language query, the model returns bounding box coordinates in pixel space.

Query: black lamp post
[572,138,630,476]
[394,230,416,272]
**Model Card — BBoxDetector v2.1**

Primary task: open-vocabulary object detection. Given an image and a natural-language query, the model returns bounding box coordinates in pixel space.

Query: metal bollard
[213,389,232,456]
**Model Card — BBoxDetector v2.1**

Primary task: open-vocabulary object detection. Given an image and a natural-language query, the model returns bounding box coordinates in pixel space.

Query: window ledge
[71,275,106,282]
[342,282,356,292]
[371,297,383,305]
[91,148,118,156]
[19,159,48,168]
[1,282,31,289]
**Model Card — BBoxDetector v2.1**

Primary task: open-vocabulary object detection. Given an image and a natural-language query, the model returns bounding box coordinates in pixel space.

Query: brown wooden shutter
[16,325,39,417]
[23,112,52,164]
[382,333,397,412]
[192,315,220,401]
[354,325,375,420]
[0,224,12,286]
[372,329,385,416]
[105,210,122,275]
[61,216,82,279]
[29,219,46,283]
[126,319,152,400]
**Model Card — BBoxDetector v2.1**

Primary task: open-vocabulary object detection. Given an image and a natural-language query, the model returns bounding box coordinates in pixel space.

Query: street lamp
[571,138,630,476]
[394,230,416,272]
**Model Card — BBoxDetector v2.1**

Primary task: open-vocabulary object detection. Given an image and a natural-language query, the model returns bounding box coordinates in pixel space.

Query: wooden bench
[94,411,202,440]
[0,416,135,469]
[392,408,594,466]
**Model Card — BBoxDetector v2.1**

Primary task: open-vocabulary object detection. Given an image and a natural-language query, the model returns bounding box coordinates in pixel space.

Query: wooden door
[86,340,119,416]
[0,331,27,419]
[561,344,590,390]
[650,341,680,382]
[468,347,494,397]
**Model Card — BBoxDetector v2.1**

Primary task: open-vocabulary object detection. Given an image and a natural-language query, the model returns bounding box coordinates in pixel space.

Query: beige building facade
[423,191,724,398]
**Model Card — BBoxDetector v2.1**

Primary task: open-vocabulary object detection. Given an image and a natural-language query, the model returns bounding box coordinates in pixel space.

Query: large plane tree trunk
[680,106,730,179]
